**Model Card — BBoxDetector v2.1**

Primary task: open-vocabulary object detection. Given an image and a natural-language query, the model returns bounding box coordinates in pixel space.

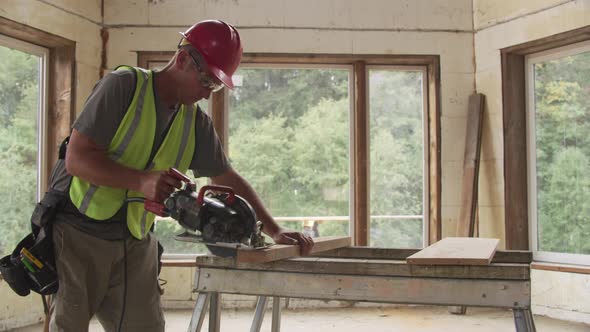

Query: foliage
[0,46,39,257]
[226,67,426,248]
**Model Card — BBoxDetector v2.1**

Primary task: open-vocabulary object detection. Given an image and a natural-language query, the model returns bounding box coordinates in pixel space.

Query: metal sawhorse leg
[188,293,282,332]
[513,309,537,332]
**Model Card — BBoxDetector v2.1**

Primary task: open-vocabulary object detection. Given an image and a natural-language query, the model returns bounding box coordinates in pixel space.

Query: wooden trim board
[456,94,485,237]
[407,237,500,265]
[236,236,351,263]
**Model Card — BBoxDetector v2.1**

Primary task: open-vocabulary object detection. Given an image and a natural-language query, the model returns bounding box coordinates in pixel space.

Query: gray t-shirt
[74,69,229,176]
[48,68,230,239]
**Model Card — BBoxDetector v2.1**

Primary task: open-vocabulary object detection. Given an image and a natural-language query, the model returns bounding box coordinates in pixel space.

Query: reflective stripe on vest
[69,66,197,239]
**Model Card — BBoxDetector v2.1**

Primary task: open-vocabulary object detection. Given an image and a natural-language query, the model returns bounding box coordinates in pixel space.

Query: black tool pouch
[0,190,66,296]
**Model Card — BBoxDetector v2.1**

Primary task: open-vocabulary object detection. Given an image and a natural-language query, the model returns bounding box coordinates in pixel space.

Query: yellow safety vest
[69,66,196,239]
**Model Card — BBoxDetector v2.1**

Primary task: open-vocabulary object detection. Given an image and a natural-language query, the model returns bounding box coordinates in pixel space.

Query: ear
[175,50,190,69]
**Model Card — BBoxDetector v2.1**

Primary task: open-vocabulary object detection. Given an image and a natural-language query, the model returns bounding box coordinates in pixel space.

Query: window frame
[525,40,590,266]
[501,25,590,251]
[0,17,76,191]
[139,52,442,247]
[0,33,50,199]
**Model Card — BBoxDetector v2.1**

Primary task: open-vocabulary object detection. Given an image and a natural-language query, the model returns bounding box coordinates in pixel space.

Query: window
[138,52,441,254]
[369,67,428,248]
[0,34,48,257]
[526,40,590,265]
[228,65,352,240]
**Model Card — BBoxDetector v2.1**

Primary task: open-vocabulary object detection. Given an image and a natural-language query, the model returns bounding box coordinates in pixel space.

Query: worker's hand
[272,229,315,256]
[139,170,183,203]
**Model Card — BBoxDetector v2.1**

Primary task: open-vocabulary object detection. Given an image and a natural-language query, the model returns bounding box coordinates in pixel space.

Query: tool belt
[0,190,66,296]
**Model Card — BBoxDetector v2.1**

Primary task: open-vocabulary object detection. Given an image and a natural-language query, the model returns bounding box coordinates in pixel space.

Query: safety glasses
[187,51,224,92]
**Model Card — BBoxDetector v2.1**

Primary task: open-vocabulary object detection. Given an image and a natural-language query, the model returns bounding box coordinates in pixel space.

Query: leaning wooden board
[406,237,499,265]
[236,236,351,263]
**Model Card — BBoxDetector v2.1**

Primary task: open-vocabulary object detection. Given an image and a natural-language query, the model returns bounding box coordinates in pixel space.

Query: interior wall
[0,1,102,329]
[473,0,590,324]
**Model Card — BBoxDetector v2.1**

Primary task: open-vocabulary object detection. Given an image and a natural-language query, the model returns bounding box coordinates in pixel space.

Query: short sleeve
[190,108,231,177]
[72,69,136,147]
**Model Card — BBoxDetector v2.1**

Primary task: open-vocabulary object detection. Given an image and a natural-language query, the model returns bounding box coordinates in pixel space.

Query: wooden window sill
[531,262,590,275]
[162,259,197,267]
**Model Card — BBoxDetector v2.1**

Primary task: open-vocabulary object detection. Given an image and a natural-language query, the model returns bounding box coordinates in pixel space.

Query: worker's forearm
[66,149,143,192]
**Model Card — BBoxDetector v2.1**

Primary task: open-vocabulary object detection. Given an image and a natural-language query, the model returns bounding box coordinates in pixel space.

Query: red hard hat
[180,20,243,89]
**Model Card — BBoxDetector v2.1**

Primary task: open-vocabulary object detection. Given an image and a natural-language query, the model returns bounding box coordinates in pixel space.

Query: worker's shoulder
[194,105,213,125]
[104,66,138,87]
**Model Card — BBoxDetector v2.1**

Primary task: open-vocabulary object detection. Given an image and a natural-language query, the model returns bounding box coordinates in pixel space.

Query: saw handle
[168,167,193,183]
[144,168,193,216]
[197,185,236,205]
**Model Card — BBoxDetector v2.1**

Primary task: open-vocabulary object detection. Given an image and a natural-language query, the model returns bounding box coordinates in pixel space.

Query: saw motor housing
[162,183,265,249]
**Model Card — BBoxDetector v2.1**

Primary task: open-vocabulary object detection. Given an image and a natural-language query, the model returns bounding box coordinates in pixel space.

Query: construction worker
[47,19,314,331]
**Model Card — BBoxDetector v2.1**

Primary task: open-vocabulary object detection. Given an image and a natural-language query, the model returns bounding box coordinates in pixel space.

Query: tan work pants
[49,222,164,332]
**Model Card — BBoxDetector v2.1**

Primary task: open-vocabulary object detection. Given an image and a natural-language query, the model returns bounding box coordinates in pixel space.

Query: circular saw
[143,169,267,256]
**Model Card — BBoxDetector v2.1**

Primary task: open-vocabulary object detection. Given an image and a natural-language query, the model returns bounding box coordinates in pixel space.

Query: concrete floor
[14,306,590,332]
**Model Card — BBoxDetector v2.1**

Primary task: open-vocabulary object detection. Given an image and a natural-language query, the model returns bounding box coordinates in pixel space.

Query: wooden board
[457,93,485,238]
[236,236,350,263]
[195,267,531,309]
[195,256,530,280]
[406,237,499,265]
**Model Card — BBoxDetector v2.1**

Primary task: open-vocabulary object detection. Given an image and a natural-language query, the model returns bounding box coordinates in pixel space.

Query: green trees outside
[227,67,425,248]
[533,51,590,254]
[229,68,351,239]
[0,46,39,257]
[369,70,424,248]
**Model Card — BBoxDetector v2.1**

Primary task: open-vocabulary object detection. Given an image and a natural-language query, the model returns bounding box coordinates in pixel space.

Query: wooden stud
[501,52,529,250]
[353,61,369,246]
[457,94,485,237]
[427,58,442,244]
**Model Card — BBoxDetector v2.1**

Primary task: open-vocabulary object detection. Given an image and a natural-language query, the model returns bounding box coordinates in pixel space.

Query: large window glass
[228,66,351,239]
[0,35,48,257]
[368,68,427,248]
[527,41,590,265]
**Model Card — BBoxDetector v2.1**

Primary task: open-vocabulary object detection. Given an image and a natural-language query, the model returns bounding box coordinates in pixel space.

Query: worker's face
[179,49,224,103]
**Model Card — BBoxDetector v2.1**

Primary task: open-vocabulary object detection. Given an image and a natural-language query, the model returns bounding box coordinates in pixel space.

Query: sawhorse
[187,247,536,332]
[188,293,282,332]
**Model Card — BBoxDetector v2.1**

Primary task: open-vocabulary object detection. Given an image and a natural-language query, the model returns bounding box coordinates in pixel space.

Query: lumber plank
[457,93,485,238]
[236,236,350,263]
[406,237,499,265]
[195,267,531,308]
[195,256,530,280]
[314,247,532,263]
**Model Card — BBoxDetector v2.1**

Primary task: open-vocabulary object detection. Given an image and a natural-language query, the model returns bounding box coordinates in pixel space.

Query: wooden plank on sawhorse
[191,248,535,332]
[236,236,351,263]
[406,237,499,265]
